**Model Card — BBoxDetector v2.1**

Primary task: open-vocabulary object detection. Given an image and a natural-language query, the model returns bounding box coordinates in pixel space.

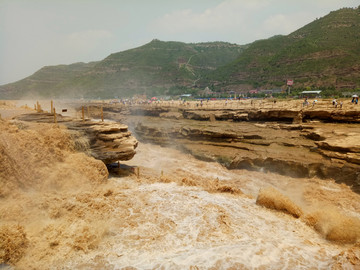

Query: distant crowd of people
[332,99,343,108]
[108,95,360,110]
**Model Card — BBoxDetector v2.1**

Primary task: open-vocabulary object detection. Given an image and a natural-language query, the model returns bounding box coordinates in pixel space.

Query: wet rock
[98,102,360,192]
[159,112,183,119]
[304,110,360,123]
[316,133,360,153]
[122,105,360,123]
[130,107,169,117]
[65,121,138,164]
[233,113,249,121]
[214,111,236,121]
[15,113,138,164]
[302,129,326,141]
[248,109,299,122]
[133,116,360,193]
[182,110,211,121]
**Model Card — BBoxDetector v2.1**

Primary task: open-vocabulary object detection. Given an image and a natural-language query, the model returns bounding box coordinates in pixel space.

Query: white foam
[103,182,342,269]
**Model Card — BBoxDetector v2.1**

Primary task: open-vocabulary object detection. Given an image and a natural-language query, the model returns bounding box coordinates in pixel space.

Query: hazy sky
[1,0,359,85]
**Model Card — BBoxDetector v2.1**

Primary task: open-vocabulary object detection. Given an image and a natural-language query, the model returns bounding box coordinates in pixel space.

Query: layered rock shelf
[174,108,360,123]
[69,100,360,192]
[94,100,360,123]
[15,113,138,164]
[85,101,359,192]
[132,118,360,192]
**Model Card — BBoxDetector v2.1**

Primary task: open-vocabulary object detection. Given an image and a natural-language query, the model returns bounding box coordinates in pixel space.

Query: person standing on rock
[303,98,309,107]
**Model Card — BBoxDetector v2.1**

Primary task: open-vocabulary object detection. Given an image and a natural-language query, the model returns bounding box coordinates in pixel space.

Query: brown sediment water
[256,187,303,218]
[0,118,360,269]
[303,207,360,243]
[256,186,360,243]
[0,120,108,197]
[0,225,28,264]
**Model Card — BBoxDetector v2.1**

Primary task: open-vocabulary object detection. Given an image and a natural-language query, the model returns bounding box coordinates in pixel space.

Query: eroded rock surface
[15,113,138,164]
[130,116,360,193]
[79,101,360,192]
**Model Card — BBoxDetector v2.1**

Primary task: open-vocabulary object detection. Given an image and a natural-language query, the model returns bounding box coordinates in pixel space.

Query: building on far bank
[300,90,322,98]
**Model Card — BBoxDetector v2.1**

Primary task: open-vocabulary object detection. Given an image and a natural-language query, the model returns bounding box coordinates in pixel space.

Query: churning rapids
[115,143,360,269]
[0,104,360,269]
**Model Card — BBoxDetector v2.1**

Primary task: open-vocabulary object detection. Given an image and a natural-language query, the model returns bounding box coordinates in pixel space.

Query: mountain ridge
[1,6,360,99]
[205,7,360,91]
[0,40,245,99]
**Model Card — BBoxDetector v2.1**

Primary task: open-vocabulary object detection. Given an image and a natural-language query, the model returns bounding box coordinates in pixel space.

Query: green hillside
[1,6,359,99]
[0,40,244,99]
[204,7,360,91]
[0,62,96,99]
